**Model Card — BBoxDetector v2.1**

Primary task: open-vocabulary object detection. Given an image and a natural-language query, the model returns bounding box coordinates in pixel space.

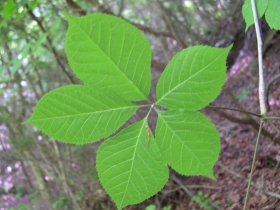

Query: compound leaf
[25,85,138,144]
[242,0,268,31]
[96,119,168,210]
[155,110,220,180]
[265,0,280,30]
[64,13,152,101]
[156,45,231,110]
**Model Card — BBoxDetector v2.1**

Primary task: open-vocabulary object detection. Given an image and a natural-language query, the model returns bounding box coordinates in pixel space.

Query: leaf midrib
[71,16,148,100]
[159,113,211,174]
[29,106,136,122]
[119,121,145,208]
[157,49,227,104]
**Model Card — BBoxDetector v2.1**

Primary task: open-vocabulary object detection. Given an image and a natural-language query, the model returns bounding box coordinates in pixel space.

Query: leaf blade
[265,0,280,30]
[25,85,138,144]
[242,0,268,31]
[155,110,220,179]
[156,45,231,110]
[64,13,152,101]
[96,119,168,209]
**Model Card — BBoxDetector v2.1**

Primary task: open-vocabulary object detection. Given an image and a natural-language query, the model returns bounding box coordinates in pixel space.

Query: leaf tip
[22,118,31,125]
[209,173,217,181]
[61,12,73,20]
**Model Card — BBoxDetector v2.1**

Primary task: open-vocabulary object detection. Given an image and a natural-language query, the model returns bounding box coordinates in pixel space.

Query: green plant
[145,204,171,210]
[241,0,280,209]
[145,204,156,210]
[23,0,280,209]
[52,197,70,210]
[8,204,29,210]
[242,0,280,31]
[14,185,27,198]
[191,191,219,210]
[25,13,230,209]
[236,88,251,102]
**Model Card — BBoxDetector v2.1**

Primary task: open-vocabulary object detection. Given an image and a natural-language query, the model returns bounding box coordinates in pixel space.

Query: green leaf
[30,32,48,54]
[11,42,32,75]
[64,13,152,101]
[96,119,168,209]
[2,0,16,20]
[265,0,280,30]
[242,0,268,31]
[155,110,220,180]
[25,85,138,144]
[156,45,231,110]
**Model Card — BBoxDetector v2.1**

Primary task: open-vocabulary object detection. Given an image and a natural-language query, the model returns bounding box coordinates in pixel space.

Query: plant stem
[264,116,280,120]
[250,0,266,115]
[243,1,269,208]
[207,105,261,118]
[243,120,264,210]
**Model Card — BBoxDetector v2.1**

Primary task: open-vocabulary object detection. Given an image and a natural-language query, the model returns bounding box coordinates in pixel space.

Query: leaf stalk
[250,0,266,115]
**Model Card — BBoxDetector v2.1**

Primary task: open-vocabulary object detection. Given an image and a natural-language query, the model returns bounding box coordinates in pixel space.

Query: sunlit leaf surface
[64,13,152,101]
[97,119,168,209]
[25,85,138,144]
[242,0,268,31]
[156,45,231,110]
[156,110,220,180]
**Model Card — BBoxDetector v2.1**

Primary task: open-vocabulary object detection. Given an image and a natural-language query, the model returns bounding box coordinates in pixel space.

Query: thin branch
[207,105,261,118]
[161,185,221,194]
[267,120,280,134]
[26,5,75,84]
[264,116,280,120]
[243,120,264,209]
[82,0,175,39]
[171,174,193,197]
[251,0,266,115]
[155,0,186,48]
[208,107,278,143]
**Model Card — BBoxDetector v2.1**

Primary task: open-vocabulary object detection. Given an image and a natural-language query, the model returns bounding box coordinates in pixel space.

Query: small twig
[208,105,261,118]
[267,120,280,134]
[171,174,193,197]
[208,107,277,143]
[161,185,221,194]
[264,116,280,120]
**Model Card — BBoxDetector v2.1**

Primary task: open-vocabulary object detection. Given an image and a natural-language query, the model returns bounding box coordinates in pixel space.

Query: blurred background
[0,0,280,209]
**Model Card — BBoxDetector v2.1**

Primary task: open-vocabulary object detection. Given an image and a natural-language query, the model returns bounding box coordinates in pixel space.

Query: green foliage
[155,110,220,179]
[8,205,29,210]
[237,88,251,102]
[191,191,219,210]
[145,204,171,210]
[156,45,230,110]
[26,14,231,209]
[242,0,280,31]
[64,13,151,101]
[1,0,16,23]
[52,197,70,210]
[97,118,168,209]
[14,185,27,198]
[265,0,280,30]
[25,85,138,144]
[7,191,39,210]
